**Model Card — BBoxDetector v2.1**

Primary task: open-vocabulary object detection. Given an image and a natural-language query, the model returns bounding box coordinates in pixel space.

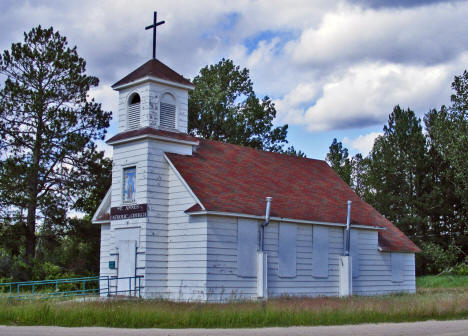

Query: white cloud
[343,131,382,155]
[274,55,465,131]
[288,1,468,67]
[0,0,467,137]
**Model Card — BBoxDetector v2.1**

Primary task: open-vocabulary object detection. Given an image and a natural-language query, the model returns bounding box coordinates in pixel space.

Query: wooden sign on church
[110,204,147,220]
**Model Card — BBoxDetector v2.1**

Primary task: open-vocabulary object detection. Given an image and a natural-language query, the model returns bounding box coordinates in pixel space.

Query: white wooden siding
[99,223,112,296]
[117,82,189,133]
[143,140,192,298]
[267,223,342,297]
[204,216,416,301]
[237,219,258,277]
[206,216,257,301]
[108,138,194,299]
[167,166,207,301]
[352,230,416,295]
[278,222,297,278]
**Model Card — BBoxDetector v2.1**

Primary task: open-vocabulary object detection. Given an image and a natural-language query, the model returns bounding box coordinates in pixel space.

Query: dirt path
[1,319,467,336]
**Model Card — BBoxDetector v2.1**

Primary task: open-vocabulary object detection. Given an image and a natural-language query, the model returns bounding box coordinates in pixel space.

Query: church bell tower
[97,11,198,299]
[111,58,193,134]
[110,10,193,135]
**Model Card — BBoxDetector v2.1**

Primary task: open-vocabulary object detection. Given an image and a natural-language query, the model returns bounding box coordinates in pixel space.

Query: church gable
[92,188,111,223]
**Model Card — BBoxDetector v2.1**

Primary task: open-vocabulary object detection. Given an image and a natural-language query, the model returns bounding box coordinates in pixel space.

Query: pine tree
[366,106,428,240]
[326,138,352,185]
[0,26,111,263]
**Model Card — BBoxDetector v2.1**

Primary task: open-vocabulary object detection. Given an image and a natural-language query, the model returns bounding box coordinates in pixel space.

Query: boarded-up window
[279,222,296,278]
[312,225,328,278]
[160,93,176,129]
[127,93,141,130]
[237,218,258,277]
[350,229,360,279]
[391,252,405,283]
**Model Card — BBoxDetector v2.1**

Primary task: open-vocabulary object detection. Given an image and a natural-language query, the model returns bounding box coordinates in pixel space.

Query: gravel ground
[1,319,467,336]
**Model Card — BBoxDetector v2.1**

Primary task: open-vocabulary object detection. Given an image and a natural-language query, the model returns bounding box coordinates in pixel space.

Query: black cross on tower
[145,11,165,59]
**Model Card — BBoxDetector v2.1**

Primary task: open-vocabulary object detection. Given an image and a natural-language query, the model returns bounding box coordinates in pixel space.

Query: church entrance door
[117,239,136,295]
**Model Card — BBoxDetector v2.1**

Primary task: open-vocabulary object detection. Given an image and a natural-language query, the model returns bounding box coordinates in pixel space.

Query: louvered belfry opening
[128,93,141,130]
[160,93,176,129]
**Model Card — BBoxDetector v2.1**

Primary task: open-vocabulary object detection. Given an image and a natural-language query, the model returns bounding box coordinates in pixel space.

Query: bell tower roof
[112,58,194,90]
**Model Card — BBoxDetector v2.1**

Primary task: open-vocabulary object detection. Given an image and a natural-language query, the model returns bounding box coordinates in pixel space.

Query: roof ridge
[195,137,327,164]
[112,58,193,88]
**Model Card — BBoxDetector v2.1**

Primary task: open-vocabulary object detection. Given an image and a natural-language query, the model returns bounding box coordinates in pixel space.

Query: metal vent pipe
[344,200,352,256]
[260,197,272,252]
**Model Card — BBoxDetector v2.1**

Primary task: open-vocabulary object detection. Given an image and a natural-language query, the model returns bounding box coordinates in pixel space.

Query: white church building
[92,58,420,302]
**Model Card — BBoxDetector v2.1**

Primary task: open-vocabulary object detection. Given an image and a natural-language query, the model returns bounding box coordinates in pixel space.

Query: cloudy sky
[1,0,467,159]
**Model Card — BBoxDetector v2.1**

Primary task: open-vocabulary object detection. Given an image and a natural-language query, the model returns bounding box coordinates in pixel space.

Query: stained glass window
[123,167,136,203]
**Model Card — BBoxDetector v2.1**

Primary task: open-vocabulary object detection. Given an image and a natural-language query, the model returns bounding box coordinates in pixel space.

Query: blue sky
[1,0,467,159]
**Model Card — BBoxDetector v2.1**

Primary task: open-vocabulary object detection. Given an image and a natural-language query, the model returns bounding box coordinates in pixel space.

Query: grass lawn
[417,275,468,288]
[0,275,466,328]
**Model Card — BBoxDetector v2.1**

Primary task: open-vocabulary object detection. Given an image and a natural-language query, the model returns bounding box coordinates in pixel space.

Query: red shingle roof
[112,59,194,88]
[166,139,421,253]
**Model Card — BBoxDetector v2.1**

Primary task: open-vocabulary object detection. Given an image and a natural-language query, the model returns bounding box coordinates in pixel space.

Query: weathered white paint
[350,229,360,278]
[352,230,416,295]
[237,218,258,278]
[203,217,416,301]
[117,240,136,294]
[256,251,268,299]
[166,165,207,301]
[99,223,112,296]
[116,81,189,133]
[278,222,297,278]
[391,252,405,283]
[339,255,352,297]
[312,225,329,278]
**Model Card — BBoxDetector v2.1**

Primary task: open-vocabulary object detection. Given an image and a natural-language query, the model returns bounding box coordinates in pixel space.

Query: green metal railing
[0,275,143,300]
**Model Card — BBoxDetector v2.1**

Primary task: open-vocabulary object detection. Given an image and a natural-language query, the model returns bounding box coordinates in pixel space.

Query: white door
[117,240,136,295]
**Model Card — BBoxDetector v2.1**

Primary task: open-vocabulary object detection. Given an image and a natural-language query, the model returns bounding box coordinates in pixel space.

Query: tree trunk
[24,110,43,262]
[25,204,37,260]
[25,169,39,262]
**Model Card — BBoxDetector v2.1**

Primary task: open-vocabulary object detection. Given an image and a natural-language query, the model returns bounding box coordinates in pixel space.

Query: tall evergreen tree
[0,26,111,263]
[422,71,468,258]
[350,153,370,198]
[366,106,428,241]
[326,138,352,185]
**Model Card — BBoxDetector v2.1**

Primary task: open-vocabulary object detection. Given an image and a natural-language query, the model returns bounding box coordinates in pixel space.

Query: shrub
[421,242,461,274]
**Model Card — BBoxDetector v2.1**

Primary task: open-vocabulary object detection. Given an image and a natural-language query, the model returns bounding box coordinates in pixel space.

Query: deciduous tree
[188,58,301,155]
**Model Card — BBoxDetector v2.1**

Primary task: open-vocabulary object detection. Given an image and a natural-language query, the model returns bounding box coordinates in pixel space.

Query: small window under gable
[160,93,176,129]
[127,93,141,130]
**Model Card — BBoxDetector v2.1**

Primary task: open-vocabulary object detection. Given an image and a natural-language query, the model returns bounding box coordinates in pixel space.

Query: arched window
[160,93,176,129]
[127,93,141,130]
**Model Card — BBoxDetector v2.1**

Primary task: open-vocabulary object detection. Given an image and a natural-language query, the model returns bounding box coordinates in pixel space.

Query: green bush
[421,242,461,274]
[454,257,468,275]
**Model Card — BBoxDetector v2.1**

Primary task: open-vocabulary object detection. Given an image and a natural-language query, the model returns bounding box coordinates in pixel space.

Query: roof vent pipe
[265,197,272,226]
[344,200,352,256]
[260,197,272,252]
